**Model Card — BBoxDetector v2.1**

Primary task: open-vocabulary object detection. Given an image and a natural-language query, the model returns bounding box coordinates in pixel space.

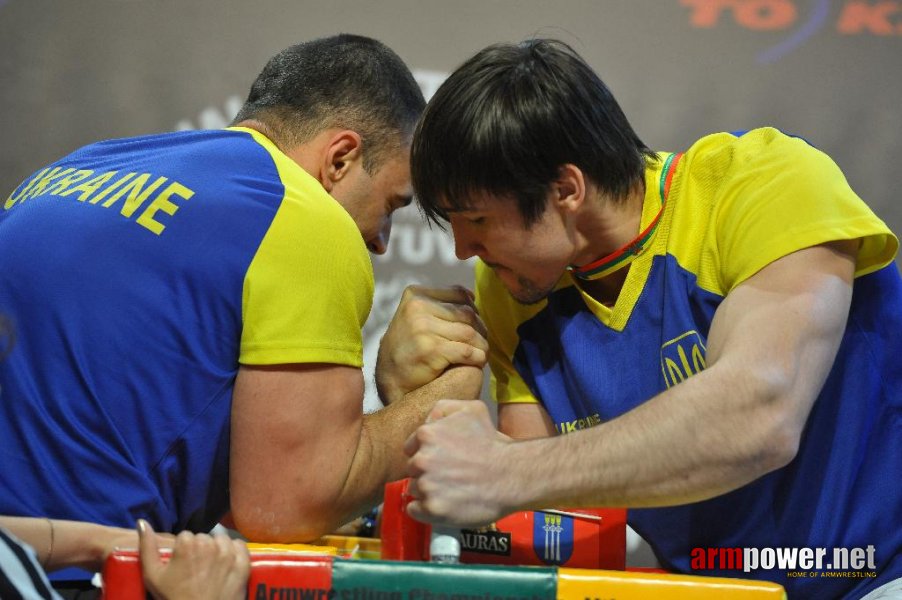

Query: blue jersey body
[0,128,371,544]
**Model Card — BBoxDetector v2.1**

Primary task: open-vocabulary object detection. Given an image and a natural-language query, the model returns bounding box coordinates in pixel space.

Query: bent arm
[508,240,857,509]
[407,241,859,527]
[229,362,483,542]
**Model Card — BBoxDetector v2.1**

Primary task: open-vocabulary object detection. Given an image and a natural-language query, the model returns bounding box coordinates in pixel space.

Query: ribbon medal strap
[569,152,683,281]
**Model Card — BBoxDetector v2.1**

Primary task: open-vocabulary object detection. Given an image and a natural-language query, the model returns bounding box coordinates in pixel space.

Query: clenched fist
[376,285,488,405]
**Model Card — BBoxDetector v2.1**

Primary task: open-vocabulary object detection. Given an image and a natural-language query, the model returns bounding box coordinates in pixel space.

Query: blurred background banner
[1,0,899,402]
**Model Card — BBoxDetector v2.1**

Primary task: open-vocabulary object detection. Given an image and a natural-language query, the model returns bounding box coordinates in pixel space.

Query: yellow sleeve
[474,260,542,405]
[711,128,898,292]
[239,135,373,367]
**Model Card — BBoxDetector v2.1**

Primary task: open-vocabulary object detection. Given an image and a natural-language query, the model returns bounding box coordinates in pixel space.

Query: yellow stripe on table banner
[557,568,786,599]
[245,542,337,555]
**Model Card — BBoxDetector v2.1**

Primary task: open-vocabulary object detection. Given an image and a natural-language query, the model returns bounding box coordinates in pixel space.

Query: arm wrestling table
[100,480,786,599]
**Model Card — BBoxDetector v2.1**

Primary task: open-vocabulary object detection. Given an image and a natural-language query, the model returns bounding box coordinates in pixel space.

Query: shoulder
[678,128,897,289]
[681,127,829,180]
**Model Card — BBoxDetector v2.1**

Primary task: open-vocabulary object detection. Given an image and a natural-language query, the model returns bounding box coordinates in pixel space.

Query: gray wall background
[1,0,899,564]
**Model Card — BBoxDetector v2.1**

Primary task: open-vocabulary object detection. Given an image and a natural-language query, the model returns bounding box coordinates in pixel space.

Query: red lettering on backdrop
[680,0,736,28]
[681,0,796,29]
[682,0,902,35]
[836,1,900,35]
[734,0,797,29]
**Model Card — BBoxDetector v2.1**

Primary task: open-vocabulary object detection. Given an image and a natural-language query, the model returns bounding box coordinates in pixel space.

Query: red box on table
[380,478,626,569]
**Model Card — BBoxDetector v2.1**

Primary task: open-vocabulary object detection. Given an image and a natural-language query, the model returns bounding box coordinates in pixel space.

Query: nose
[452,224,480,261]
[367,217,392,255]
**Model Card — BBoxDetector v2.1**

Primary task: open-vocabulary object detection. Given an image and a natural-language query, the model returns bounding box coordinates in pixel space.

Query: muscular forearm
[229,363,484,542]
[504,363,801,512]
[408,244,854,527]
[0,516,136,572]
[338,366,484,521]
[404,365,798,528]
[501,245,853,512]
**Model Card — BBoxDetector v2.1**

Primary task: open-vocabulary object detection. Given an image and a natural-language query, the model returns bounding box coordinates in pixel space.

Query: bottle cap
[430,532,461,564]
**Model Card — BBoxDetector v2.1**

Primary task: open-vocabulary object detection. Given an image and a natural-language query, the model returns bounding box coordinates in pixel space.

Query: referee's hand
[138,520,249,600]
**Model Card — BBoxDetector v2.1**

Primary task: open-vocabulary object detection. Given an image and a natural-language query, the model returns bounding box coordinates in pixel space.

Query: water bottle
[429,526,461,564]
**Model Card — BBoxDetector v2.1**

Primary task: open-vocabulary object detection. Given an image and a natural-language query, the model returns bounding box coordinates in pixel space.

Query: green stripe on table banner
[331,559,556,599]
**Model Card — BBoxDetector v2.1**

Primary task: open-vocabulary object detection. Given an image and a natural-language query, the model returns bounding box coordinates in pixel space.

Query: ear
[320,130,364,193]
[552,164,586,214]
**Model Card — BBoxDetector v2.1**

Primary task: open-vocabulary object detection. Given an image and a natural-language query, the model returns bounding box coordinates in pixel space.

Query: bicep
[705,240,857,424]
[498,402,557,440]
[229,363,364,540]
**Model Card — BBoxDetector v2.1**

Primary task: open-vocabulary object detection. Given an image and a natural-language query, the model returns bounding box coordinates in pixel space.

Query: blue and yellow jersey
[0,128,372,535]
[477,128,902,598]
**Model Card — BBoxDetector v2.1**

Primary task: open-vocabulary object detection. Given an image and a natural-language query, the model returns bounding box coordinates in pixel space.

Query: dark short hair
[234,34,425,173]
[411,39,657,227]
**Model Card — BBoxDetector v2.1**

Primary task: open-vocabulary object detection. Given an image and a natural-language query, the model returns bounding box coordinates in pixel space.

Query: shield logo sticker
[660,330,707,388]
[533,511,574,565]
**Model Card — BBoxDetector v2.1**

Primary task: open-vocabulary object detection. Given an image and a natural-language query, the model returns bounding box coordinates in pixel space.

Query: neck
[570,180,646,269]
[577,267,631,307]
[570,153,682,305]
[233,119,327,182]
[233,119,280,145]
[567,179,647,306]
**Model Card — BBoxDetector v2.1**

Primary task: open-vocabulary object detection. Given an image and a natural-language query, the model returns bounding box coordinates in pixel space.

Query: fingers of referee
[213,533,234,559]
[232,538,250,575]
[137,519,162,579]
